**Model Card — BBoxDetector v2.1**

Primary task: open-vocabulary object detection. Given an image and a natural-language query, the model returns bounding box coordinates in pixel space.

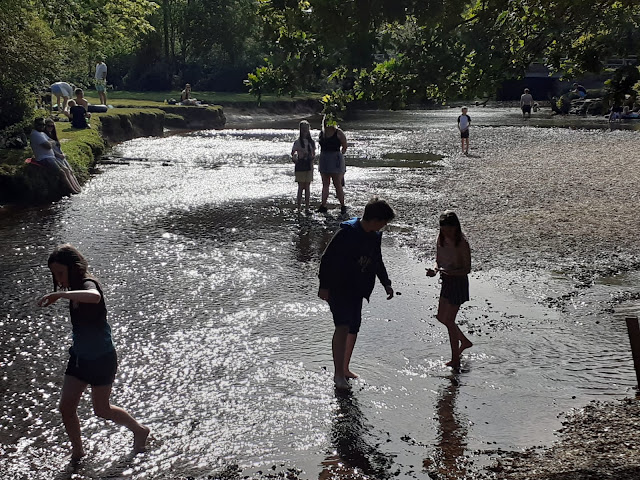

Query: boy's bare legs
[332,325,350,389]
[344,333,358,378]
[91,385,150,453]
[60,375,88,460]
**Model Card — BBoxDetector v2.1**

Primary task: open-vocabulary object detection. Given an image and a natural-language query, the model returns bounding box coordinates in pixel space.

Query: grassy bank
[83,90,323,108]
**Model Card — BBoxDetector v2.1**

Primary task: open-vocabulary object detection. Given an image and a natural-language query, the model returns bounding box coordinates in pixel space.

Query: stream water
[1,108,639,479]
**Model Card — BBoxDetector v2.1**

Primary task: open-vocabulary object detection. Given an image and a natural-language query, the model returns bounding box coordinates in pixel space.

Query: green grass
[83,90,323,107]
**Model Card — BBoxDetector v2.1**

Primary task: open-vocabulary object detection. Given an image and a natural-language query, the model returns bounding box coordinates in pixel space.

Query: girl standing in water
[38,244,149,460]
[426,211,473,368]
[317,116,348,214]
[291,120,316,213]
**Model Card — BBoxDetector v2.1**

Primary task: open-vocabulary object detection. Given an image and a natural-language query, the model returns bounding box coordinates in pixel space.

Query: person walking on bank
[291,120,316,213]
[457,107,471,155]
[318,197,395,389]
[520,88,533,118]
[95,58,108,105]
[426,211,473,369]
[317,116,348,214]
[37,244,150,460]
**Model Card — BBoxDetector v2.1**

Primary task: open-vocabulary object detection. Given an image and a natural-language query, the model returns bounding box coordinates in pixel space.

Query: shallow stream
[1,108,639,479]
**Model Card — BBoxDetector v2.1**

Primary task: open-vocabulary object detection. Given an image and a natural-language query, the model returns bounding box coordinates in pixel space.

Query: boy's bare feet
[344,370,359,379]
[334,376,350,390]
[133,426,150,453]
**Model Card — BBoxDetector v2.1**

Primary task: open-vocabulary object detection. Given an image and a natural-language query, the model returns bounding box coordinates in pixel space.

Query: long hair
[437,210,463,247]
[47,244,93,291]
[44,118,59,143]
[298,120,315,157]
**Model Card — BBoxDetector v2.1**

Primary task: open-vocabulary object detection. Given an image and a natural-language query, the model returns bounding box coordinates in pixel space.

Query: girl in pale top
[426,211,473,368]
[291,120,316,213]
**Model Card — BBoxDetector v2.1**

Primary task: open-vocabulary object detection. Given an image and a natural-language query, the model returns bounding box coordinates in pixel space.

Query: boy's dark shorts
[65,348,117,386]
[329,296,364,334]
[460,130,469,139]
[522,105,532,114]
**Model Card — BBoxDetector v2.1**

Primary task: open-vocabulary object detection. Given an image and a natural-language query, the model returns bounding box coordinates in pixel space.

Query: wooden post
[625,317,640,392]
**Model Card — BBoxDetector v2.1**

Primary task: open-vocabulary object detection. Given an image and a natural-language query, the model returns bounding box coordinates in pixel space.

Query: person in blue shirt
[318,197,396,389]
[38,244,149,461]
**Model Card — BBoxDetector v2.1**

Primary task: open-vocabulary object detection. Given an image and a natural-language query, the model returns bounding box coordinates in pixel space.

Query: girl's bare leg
[320,173,331,207]
[59,375,88,459]
[303,183,310,210]
[437,297,463,367]
[91,385,150,453]
[296,183,304,210]
[344,333,358,378]
[331,174,345,206]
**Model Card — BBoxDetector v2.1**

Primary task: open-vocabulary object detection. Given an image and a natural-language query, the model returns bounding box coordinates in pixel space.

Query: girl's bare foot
[344,370,359,379]
[445,359,460,369]
[133,426,150,453]
[459,340,473,354]
[71,447,85,461]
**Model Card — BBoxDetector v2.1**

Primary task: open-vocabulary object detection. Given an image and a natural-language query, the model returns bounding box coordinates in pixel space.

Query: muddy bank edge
[0,105,226,205]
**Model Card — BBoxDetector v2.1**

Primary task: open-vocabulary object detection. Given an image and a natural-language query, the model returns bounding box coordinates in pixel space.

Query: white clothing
[458,114,470,131]
[30,130,55,161]
[520,93,533,106]
[95,62,107,80]
[51,82,73,98]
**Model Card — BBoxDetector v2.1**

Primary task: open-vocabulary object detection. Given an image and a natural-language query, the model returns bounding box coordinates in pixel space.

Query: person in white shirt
[95,59,108,105]
[520,88,534,118]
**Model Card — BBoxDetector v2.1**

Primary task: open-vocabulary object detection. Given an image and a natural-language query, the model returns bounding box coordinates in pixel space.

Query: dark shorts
[522,105,532,114]
[65,348,117,386]
[460,129,469,139]
[440,275,469,306]
[329,296,364,334]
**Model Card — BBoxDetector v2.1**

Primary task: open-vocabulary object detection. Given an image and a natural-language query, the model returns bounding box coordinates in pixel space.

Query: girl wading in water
[291,120,316,213]
[38,244,149,460]
[426,211,473,368]
[317,116,348,214]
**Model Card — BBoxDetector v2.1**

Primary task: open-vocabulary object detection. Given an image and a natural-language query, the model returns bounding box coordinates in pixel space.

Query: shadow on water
[423,373,469,480]
[320,389,395,480]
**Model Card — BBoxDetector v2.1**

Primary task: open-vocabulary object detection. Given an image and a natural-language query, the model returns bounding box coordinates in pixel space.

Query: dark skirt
[440,274,469,306]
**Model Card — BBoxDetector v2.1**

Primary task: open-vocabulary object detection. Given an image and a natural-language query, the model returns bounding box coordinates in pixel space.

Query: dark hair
[362,197,395,222]
[298,120,315,157]
[44,118,59,142]
[437,210,463,247]
[47,244,93,290]
[74,88,83,95]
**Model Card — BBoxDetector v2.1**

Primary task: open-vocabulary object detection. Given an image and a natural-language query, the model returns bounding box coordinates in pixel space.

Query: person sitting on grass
[44,118,82,193]
[74,88,89,109]
[64,100,91,129]
[180,84,199,106]
[29,117,81,194]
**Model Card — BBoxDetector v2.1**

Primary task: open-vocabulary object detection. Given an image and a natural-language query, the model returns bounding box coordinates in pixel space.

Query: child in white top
[426,210,473,368]
[291,120,316,212]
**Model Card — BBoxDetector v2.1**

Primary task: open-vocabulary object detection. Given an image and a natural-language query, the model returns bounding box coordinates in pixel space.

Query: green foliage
[604,65,640,106]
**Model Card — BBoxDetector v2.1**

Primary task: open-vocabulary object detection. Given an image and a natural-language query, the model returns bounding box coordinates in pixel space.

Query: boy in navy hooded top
[318,197,395,389]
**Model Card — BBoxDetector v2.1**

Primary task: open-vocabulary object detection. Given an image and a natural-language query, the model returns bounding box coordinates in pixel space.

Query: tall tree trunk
[163,0,170,59]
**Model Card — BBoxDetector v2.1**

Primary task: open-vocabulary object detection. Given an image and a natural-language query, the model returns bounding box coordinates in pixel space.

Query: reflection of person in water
[424,375,468,479]
[320,390,393,479]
